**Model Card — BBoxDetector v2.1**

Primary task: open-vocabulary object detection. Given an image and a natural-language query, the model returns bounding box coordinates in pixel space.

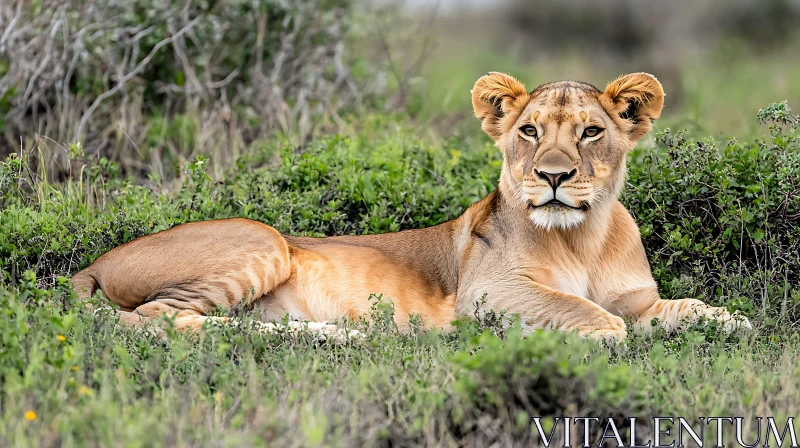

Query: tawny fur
[71,72,750,340]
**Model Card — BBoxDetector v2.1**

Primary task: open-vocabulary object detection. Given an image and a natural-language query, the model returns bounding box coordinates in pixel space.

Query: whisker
[508,181,527,208]
[589,185,610,205]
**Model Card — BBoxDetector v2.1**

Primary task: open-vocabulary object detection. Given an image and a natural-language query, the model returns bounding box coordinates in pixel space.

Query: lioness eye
[520,125,537,137]
[583,126,603,138]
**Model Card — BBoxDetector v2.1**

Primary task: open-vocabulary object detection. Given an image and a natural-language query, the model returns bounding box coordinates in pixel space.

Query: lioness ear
[472,72,529,141]
[599,72,665,141]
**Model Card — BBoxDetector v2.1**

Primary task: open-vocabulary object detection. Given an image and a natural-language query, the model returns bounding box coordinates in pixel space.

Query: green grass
[1,102,799,446]
[1,281,797,446]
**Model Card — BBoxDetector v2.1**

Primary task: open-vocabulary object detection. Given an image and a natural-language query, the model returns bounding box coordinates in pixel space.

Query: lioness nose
[535,169,576,189]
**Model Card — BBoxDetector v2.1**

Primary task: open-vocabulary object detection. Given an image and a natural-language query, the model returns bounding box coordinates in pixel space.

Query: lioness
[72,72,750,341]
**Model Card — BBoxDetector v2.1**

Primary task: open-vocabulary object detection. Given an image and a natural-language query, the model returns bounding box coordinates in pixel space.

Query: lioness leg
[71,219,293,329]
[632,298,752,334]
[124,301,363,341]
[125,301,210,331]
[458,280,628,342]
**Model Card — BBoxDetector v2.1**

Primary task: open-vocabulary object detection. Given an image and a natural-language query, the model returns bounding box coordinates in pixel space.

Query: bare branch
[75,17,200,142]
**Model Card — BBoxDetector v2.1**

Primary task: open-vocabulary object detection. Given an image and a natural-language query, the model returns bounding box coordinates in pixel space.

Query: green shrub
[625,101,799,323]
[0,0,371,179]
[449,327,646,445]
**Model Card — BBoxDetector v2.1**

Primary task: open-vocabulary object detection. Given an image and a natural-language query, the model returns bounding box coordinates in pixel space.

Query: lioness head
[472,72,664,230]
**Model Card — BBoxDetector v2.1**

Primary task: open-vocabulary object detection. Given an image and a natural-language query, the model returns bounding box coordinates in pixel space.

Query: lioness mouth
[527,199,589,211]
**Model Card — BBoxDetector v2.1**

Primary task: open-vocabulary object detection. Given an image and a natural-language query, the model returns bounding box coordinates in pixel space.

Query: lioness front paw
[578,315,628,345]
[581,328,628,345]
[306,321,365,343]
[695,306,752,334]
[245,320,363,343]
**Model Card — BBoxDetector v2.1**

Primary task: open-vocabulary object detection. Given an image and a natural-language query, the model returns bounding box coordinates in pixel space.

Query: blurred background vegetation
[1,0,799,445]
[402,0,800,134]
[2,0,799,179]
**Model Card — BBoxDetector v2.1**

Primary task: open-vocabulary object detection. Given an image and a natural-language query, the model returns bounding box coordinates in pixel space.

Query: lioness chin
[72,72,751,342]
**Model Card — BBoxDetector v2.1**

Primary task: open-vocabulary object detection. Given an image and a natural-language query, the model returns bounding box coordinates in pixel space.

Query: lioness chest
[525,258,641,310]
[471,201,658,314]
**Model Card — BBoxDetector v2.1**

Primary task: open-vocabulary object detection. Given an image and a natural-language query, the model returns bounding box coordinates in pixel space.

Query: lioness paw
[694,306,752,334]
[575,314,628,346]
[581,327,628,346]
[305,321,365,343]
[240,320,363,343]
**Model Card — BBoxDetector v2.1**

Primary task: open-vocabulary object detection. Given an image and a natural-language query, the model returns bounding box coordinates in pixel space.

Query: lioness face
[472,72,665,230]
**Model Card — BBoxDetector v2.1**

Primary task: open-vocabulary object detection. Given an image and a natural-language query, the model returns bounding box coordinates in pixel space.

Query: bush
[0,0,375,179]
[448,328,646,446]
[624,101,800,324]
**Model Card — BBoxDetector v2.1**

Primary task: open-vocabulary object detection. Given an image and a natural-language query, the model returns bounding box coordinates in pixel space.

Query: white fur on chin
[529,207,586,231]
